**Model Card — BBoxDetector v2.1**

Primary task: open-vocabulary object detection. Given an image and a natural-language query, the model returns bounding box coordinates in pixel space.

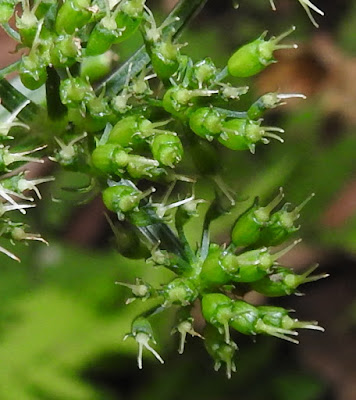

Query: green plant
[0,0,327,380]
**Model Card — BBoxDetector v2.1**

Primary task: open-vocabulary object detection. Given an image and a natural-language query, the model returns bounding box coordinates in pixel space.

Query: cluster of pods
[0,0,326,376]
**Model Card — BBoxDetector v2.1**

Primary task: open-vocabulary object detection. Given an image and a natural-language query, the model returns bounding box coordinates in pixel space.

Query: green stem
[0,60,21,79]
[45,67,67,120]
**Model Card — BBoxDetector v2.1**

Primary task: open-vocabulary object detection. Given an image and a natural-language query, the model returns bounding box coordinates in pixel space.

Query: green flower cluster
[0,0,326,378]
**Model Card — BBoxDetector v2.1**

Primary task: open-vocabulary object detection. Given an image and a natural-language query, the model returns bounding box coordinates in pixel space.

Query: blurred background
[0,0,356,399]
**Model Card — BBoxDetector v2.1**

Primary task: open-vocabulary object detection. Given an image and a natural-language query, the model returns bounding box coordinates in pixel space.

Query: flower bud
[124,317,164,369]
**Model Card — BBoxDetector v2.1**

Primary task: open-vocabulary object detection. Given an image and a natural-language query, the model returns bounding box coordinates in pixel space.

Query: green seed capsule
[251,264,328,297]
[192,58,217,88]
[80,52,113,82]
[34,0,57,19]
[91,144,129,174]
[228,26,297,78]
[221,240,300,283]
[219,118,284,154]
[247,92,306,120]
[50,34,82,68]
[19,53,47,90]
[204,325,237,379]
[86,93,112,122]
[102,184,143,213]
[59,75,94,107]
[257,305,324,341]
[199,244,231,288]
[114,0,145,43]
[257,193,315,247]
[189,107,224,141]
[163,86,217,120]
[108,116,170,148]
[86,10,123,56]
[162,277,198,307]
[0,0,16,23]
[55,0,93,35]
[231,189,284,248]
[230,300,259,335]
[16,0,39,47]
[150,38,180,82]
[201,293,233,343]
[150,132,183,167]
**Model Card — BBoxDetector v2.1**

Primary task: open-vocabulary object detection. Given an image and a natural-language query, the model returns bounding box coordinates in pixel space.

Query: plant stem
[45,67,67,120]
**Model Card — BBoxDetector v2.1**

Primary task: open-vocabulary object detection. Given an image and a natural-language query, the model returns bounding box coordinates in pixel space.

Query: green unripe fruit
[163,86,216,120]
[257,305,324,341]
[222,241,299,283]
[102,185,142,213]
[91,144,128,174]
[257,193,315,247]
[19,55,47,90]
[59,76,94,107]
[221,249,271,283]
[251,264,327,297]
[189,107,224,140]
[192,58,217,88]
[247,92,306,120]
[80,52,113,82]
[202,293,232,323]
[114,10,142,43]
[258,306,288,328]
[228,27,296,78]
[113,0,145,44]
[108,115,153,148]
[202,293,233,343]
[219,118,284,154]
[231,190,284,247]
[150,133,183,167]
[86,16,121,56]
[230,300,259,335]
[16,4,38,47]
[150,39,180,82]
[200,245,231,288]
[55,0,92,34]
[162,278,198,306]
[204,325,237,379]
[50,34,82,68]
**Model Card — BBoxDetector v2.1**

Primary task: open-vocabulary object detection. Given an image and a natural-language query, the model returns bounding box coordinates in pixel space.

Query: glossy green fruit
[150,132,183,167]
[228,27,296,78]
